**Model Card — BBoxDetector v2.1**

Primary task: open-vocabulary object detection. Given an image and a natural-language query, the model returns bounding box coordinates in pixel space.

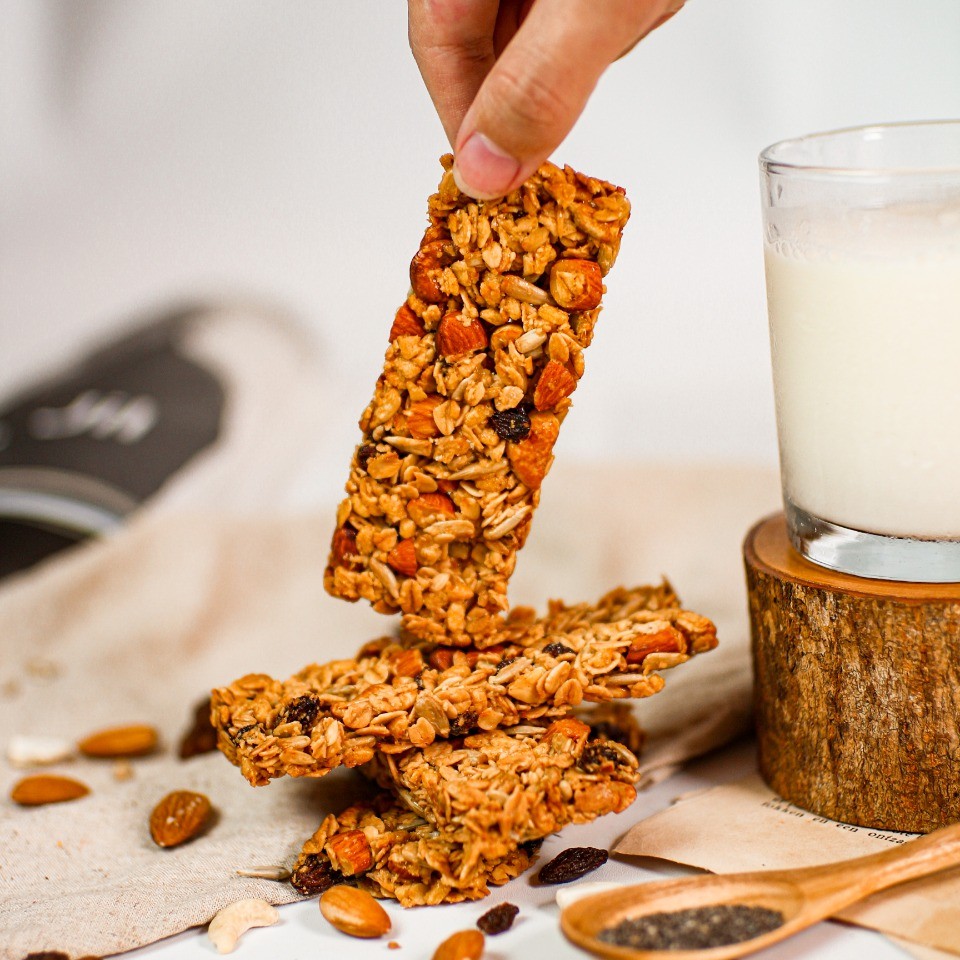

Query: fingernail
[453,132,521,200]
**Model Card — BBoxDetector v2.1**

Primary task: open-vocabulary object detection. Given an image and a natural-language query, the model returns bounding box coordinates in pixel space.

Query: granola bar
[366,718,638,862]
[326,155,631,646]
[290,792,537,906]
[211,585,717,786]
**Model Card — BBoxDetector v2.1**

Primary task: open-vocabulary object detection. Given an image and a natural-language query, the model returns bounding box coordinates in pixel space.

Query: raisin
[449,710,478,737]
[290,854,343,895]
[543,641,574,658]
[356,444,378,470]
[519,838,544,857]
[488,402,532,441]
[23,954,71,960]
[279,695,321,730]
[579,742,627,773]
[495,656,518,672]
[178,697,218,759]
[231,723,256,743]
[477,903,520,935]
[413,671,425,690]
[537,846,608,884]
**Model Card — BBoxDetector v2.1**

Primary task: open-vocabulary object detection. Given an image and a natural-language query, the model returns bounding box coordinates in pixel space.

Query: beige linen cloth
[0,463,779,958]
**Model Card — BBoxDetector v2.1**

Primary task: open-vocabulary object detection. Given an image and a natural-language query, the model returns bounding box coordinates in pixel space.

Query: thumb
[454,0,681,199]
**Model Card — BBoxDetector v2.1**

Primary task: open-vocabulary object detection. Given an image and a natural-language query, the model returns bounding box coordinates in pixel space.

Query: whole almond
[149,789,212,847]
[319,884,391,939]
[11,774,90,806]
[78,723,159,758]
[433,929,485,960]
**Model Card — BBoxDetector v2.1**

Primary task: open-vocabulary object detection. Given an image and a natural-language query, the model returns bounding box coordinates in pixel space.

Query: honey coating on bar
[211,584,717,787]
[325,155,631,646]
[290,792,539,906]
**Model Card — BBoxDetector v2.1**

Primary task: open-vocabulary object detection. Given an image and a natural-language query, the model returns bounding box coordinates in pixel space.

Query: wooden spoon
[561,820,960,960]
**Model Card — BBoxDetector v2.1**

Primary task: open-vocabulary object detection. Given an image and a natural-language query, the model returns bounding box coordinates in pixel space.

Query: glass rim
[759,119,960,179]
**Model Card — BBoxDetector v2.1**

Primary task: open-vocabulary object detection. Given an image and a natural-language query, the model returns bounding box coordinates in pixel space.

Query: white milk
[765,205,960,538]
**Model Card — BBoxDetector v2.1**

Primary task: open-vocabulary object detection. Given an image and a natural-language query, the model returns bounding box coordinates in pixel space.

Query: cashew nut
[207,898,279,953]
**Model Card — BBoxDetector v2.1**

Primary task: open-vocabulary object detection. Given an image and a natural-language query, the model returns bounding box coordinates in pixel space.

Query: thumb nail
[453,131,521,200]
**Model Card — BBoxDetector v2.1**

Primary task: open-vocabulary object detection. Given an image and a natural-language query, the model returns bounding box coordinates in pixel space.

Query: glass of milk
[760,121,960,581]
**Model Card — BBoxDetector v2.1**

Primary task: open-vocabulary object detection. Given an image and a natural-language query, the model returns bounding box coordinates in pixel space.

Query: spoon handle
[791,820,960,908]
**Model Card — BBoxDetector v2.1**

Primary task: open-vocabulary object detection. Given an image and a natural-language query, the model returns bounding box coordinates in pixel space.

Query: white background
[2,0,959,501]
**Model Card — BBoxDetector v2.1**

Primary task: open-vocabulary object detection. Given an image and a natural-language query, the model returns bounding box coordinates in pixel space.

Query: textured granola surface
[325,155,631,646]
[289,792,537,906]
[366,718,638,862]
[211,585,717,786]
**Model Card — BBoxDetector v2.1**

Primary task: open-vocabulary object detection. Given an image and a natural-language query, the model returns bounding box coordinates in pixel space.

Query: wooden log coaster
[744,513,960,833]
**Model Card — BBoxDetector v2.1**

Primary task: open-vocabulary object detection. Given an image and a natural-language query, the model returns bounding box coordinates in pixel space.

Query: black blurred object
[0,307,226,581]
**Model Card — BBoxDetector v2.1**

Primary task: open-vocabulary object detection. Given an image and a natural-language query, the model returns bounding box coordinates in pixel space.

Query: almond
[10,774,90,806]
[410,240,449,304]
[436,312,488,359]
[406,395,443,439]
[320,884,391,939]
[533,360,578,411]
[418,492,455,515]
[391,647,426,678]
[433,929,485,960]
[626,625,686,664]
[507,412,560,490]
[331,526,360,569]
[78,723,158,758]
[549,259,603,310]
[150,789,213,847]
[325,829,374,875]
[389,303,426,340]
[386,538,418,577]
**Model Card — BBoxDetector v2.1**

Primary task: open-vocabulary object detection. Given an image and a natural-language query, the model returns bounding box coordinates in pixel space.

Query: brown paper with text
[615,774,960,957]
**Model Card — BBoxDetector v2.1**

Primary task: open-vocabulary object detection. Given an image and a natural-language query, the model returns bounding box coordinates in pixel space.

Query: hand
[408,0,686,199]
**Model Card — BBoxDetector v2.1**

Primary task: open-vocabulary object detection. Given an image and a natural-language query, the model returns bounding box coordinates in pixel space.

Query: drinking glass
[760,121,960,581]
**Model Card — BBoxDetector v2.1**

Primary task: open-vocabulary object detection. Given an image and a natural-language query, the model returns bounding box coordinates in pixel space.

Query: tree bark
[744,514,960,833]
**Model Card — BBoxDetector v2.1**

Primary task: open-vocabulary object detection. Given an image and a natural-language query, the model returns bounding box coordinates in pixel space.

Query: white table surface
[128,737,913,960]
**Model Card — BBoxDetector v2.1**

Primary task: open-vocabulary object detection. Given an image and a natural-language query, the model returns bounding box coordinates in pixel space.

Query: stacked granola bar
[211,583,717,903]
[212,161,720,904]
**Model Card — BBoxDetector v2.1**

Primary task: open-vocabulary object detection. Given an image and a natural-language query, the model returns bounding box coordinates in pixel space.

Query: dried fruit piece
[208,898,278,954]
[78,723,158,758]
[477,902,519,934]
[433,929,485,960]
[279,694,322,729]
[386,538,418,577]
[550,259,603,310]
[537,846,608,884]
[507,412,560,489]
[149,790,213,848]
[10,774,89,806]
[291,853,342,895]
[320,884,391,939]
[178,698,218,760]
[437,312,488,358]
[488,403,531,442]
[533,361,578,411]
[390,303,426,340]
[410,241,448,303]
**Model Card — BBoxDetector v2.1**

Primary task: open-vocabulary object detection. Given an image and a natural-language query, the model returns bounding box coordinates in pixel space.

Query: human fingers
[454,0,685,198]
[408,0,501,145]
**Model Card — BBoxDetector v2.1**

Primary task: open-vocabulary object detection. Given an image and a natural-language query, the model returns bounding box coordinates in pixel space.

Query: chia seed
[598,904,784,951]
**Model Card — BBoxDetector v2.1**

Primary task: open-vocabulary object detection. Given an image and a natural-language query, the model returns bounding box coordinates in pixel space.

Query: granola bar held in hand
[325,155,631,646]
[210,585,717,786]
[290,793,538,907]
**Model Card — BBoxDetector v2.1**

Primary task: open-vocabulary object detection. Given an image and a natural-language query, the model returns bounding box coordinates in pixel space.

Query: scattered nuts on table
[10,774,90,806]
[319,884,391,938]
[149,790,213,847]
[78,723,158,758]
[207,898,279,954]
[6,734,74,768]
[432,929,485,960]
